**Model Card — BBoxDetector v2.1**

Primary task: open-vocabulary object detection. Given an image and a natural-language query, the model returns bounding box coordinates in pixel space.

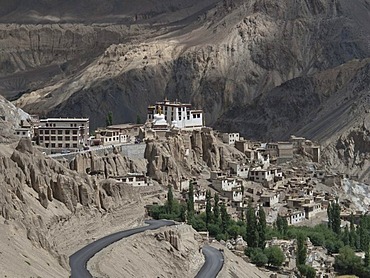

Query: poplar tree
[258,206,267,249]
[246,203,258,248]
[205,190,212,228]
[220,202,230,234]
[187,182,194,221]
[167,185,174,214]
[297,233,307,266]
[213,193,220,223]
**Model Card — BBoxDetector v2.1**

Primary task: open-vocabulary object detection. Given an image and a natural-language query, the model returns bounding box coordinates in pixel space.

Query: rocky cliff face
[0,138,143,272]
[144,129,245,187]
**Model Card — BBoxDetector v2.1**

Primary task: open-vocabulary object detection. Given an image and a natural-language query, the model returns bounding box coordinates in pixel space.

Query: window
[72,136,78,141]
[58,130,63,135]
[46,123,48,127]
[51,130,56,134]
[51,136,56,141]
[65,136,70,141]
[72,130,77,135]
[65,143,70,148]
[65,130,70,135]
[58,136,63,141]
[73,143,78,148]
[51,143,55,148]
[45,130,50,134]
[40,130,44,134]
[58,143,63,148]
[45,136,50,141]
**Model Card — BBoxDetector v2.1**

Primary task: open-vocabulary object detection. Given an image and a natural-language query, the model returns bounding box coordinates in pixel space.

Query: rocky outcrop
[0,138,143,270]
[70,151,141,178]
[322,123,370,183]
[145,129,245,187]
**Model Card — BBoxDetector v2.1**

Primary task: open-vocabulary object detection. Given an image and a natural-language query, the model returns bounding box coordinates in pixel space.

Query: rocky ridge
[145,128,246,188]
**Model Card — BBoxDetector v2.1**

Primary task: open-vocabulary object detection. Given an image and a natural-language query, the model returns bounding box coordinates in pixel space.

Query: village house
[212,177,242,192]
[260,192,280,207]
[229,161,249,179]
[110,173,153,187]
[38,118,89,150]
[249,167,283,184]
[94,129,129,145]
[284,210,306,225]
[221,132,240,145]
[147,98,203,129]
[221,189,243,202]
[210,170,227,180]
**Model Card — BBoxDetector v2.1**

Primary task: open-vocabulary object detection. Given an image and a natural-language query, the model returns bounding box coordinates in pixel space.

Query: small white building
[95,129,129,145]
[249,168,275,183]
[260,192,280,207]
[221,133,240,145]
[15,127,32,138]
[285,210,306,225]
[110,173,152,187]
[147,99,203,130]
[229,162,249,178]
[212,177,242,192]
[302,202,322,219]
[194,189,207,202]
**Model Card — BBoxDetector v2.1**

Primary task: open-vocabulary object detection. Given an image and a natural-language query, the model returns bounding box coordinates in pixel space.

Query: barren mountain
[1,0,369,180]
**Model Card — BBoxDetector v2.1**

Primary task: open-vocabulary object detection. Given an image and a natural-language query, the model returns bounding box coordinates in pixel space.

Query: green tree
[349,213,357,248]
[167,185,174,214]
[187,182,194,221]
[249,248,268,267]
[334,245,362,275]
[298,264,316,278]
[296,233,307,266]
[342,225,350,246]
[365,244,370,268]
[106,111,113,126]
[327,202,332,230]
[246,203,258,248]
[258,206,267,249]
[136,114,142,124]
[179,203,187,222]
[276,215,288,236]
[264,246,285,267]
[332,200,341,235]
[213,193,220,223]
[358,216,370,252]
[205,190,212,228]
[220,202,230,234]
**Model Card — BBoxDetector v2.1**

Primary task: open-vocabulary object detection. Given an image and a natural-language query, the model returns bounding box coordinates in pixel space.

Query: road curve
[69,219,175,278]
[195,245,224,278]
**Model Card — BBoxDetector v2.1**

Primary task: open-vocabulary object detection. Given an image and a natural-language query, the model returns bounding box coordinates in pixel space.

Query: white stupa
[152,113,168,129]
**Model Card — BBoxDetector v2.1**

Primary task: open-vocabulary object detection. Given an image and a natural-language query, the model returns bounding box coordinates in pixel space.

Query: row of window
[44,143,78,148]
[40,129,78,135]
[40,136,80,141]
[44,123,85,127]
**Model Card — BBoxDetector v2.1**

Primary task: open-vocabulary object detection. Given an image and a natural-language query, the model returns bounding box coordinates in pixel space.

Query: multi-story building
[147,99,203,129]
[221,133,240,145]
[38,118,89,150]
[212,177,242,192]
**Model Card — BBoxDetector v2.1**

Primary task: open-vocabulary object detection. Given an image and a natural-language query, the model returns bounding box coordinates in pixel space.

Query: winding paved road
[69,219,175,278]
[69,219,224,278]
[195,245,224,278]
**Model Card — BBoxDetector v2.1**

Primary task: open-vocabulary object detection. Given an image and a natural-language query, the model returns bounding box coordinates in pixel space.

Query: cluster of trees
[149,185,370,277]
[245,246,285,268]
